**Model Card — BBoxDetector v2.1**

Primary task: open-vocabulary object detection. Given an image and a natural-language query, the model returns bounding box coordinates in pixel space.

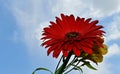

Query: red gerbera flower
[41,14,105,58]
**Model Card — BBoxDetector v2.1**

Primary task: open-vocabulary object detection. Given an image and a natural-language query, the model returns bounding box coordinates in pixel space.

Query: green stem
[64,56,77,71]
[55,56,63,71]
[64,58,84,74]
[55,52,72,74]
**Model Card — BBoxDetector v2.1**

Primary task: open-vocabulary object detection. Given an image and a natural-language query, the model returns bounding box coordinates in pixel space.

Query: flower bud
[90,53,103,63]
[99,44,108,55]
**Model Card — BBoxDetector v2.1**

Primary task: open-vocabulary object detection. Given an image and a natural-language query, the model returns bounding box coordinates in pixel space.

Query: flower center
[66,32,79,39]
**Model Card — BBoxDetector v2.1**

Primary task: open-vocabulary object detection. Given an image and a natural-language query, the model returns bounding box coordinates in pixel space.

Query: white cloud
[106,43,120,58]
[3,0,50,54]
[12,7,41,53]
[52,0,85,15]
[52,0,120,18]
[35,22,49,44]
[84,62,112,74]
[6,1,60,70]
[91,0,120,17]
[105,16,120,42]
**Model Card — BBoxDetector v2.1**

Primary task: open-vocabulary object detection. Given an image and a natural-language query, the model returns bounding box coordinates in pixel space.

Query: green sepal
[32,67,53,74]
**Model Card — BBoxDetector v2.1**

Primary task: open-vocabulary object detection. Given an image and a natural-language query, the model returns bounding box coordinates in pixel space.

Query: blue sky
[0,0,120,74]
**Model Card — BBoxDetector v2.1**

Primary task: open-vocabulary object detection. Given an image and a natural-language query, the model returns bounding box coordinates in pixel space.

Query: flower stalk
[55,52,72,74]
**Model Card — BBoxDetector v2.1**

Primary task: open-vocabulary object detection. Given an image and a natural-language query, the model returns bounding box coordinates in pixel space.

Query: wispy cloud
[52,0,120,18]
[3,0,50,54]
[91,0,120,17]
[84,62,113,74]
[106,43,120,58]
[106,16,120,42]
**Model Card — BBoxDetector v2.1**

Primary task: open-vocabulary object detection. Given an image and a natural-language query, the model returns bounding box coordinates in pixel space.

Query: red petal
[53,49,61,58]
[89,20,98,28]
[88,25,104,33]
[82,46,92,54]
[62,50,68,57]
[47,46,55,55]
[85,18,91,24]
[73,47,81,56]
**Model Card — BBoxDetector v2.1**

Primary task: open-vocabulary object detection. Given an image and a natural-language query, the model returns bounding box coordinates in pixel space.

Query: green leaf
[85,62,97,70]
[32,67,53,74]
